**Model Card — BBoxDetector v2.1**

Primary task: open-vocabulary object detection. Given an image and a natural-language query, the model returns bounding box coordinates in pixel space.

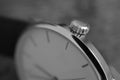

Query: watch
[14,20,120,80]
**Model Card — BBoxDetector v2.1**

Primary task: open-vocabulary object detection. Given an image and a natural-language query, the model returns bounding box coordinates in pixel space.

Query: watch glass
[15,25,99,80]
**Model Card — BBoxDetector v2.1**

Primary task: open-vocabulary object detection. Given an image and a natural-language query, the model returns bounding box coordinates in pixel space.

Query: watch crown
[69,20,90,39]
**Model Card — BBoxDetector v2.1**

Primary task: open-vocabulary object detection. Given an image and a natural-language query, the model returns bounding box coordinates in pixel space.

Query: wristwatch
[14,20,120,80]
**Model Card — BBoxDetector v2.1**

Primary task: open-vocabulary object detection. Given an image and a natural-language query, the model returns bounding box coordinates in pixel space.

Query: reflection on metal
[69,20,90,39]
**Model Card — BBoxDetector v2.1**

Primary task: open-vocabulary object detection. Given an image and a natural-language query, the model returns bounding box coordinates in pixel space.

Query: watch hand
[34,64,54,78]
[29,73,50,80]
[26,69,57,80]
[61,77,86,80]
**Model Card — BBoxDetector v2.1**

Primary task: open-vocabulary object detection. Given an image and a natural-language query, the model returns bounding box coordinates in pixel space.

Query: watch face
[15,25,99,80]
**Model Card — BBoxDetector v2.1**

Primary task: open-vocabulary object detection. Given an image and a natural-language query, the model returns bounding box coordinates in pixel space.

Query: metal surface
[15,20,116,80]
[35,21,115,80]
[69,20,89,40]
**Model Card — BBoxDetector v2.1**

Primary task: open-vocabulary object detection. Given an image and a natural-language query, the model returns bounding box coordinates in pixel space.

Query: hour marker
[30,36,37,46]
[82,63,89,68]
[46,31,50,43]
[65,42,69,50]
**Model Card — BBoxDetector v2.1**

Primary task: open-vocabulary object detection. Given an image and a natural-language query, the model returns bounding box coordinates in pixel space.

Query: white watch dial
[15,27,99,80]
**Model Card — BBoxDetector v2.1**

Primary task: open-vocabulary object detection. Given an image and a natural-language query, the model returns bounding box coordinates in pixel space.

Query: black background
[0,16,29,58]
[0,16,29,80]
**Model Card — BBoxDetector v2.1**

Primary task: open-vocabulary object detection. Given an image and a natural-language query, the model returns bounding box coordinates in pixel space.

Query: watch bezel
[35,23,113,80]
[15,23,113,80]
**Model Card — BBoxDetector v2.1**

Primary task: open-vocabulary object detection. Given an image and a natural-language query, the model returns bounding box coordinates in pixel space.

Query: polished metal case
[34,22,114,80]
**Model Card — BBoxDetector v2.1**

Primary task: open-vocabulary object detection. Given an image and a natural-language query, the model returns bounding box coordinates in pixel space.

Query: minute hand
[61,77,86,80]
[34,64,54,78]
